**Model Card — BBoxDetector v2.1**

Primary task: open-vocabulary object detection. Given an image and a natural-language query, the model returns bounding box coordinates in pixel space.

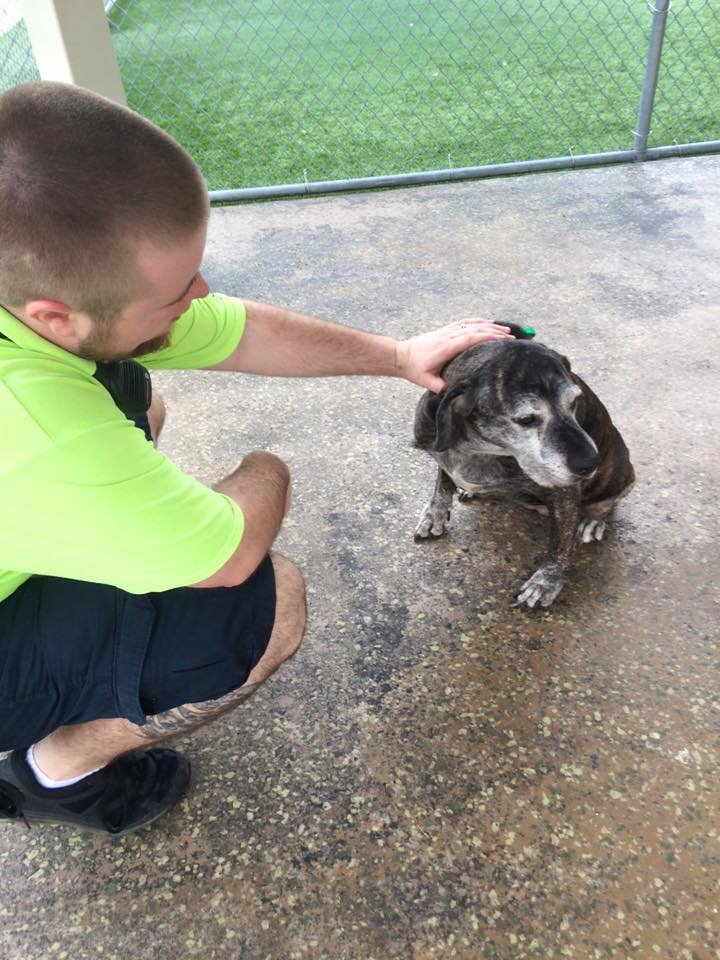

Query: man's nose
[191,273,210,300]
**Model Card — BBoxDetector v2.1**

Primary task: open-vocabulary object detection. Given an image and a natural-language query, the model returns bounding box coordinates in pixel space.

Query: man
[0,81,511,836]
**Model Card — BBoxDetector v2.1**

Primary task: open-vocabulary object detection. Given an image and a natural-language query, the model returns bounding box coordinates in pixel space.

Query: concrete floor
[2,156,719,960]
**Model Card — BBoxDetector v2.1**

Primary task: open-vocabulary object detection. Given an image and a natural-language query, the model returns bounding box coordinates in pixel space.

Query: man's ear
[24,300,89,345]
[25,300,73,332]
[433,378,474,452]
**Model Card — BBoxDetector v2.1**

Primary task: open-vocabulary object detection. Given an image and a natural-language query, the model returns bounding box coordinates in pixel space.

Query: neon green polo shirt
[0,294,246,603]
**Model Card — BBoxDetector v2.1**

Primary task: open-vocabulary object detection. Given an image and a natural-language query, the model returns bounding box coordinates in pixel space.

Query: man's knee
[147,392,166,444]
[243,555,305,687]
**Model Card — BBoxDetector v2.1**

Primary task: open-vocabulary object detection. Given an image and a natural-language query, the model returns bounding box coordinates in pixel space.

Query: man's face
[78,227,210,362]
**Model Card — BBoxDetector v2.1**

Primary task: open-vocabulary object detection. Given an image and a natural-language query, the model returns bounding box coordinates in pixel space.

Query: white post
[20,0,126,105]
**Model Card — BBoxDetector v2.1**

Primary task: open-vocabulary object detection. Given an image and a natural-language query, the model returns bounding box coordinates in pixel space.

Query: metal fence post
[20,0,125,104]
[634,0,671,159]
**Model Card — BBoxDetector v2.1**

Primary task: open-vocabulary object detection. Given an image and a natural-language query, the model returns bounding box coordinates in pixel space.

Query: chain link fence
[0,2,38,87]
[647,1,719,148]
[2,1,718,198]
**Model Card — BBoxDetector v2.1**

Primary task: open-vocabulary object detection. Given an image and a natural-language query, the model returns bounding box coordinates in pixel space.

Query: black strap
[93,358,152,417]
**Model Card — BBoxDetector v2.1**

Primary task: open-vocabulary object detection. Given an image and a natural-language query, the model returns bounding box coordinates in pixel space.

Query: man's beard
[77,328,173,362]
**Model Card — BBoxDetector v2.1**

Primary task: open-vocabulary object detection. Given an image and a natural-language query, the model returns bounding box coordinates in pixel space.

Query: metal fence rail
[2,0,718,201]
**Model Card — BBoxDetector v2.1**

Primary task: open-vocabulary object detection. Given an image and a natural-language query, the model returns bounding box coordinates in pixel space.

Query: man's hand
[394,318,513,393]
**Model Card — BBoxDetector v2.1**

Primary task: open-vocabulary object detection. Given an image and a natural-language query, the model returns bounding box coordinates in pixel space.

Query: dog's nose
[568,449,600,478]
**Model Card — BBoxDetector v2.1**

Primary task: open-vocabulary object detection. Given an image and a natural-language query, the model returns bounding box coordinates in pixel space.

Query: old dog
[413,325,634,608]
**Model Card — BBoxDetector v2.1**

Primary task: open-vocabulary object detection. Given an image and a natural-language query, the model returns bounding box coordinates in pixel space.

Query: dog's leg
[515,488,579,609]
[576,496,614,542]
[576,516,608,543]
[576,483,634,543]
[415,467,456,539]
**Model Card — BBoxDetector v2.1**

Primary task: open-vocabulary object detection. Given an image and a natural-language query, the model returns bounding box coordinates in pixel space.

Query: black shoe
[0,748,190,836]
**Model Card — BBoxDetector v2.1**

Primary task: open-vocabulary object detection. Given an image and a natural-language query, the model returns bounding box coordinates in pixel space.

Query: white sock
[26,745,104,789]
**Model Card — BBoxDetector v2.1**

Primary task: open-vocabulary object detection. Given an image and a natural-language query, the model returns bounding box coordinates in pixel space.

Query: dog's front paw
[515,564,565,609]
[576,518,606,543]
[414,501,451,539]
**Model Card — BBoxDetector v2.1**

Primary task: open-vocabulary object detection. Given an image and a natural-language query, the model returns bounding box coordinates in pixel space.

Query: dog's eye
[513,414,539,427]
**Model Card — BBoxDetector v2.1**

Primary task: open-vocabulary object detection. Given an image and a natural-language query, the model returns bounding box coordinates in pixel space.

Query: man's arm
[207,299,512,393]
[189,299,510,589]
[188,451,290,589]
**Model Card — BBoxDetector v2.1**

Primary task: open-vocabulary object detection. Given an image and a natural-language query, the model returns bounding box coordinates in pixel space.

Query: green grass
[4,1,718,191]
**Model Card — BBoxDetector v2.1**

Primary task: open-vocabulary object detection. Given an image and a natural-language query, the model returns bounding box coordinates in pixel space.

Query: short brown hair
[0,81,209,321]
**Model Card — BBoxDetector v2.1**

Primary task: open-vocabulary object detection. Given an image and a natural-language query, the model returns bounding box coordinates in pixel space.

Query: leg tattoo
[135,682,261,742]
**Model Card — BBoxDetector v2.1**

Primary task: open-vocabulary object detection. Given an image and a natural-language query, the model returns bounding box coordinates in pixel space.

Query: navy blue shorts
[0,556,276,751]
[0,414,276,751]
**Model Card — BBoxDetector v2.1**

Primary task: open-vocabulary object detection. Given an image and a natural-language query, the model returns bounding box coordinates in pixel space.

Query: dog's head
[432,340,600,488]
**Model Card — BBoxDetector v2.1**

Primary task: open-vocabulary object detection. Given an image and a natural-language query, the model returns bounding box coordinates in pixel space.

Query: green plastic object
[522,325,536,338]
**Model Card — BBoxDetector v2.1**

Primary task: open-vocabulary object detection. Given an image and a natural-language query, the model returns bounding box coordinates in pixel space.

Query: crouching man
[0,81,510,835]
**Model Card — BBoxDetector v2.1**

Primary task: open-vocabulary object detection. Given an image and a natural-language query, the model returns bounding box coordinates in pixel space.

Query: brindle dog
[414,325,634,608]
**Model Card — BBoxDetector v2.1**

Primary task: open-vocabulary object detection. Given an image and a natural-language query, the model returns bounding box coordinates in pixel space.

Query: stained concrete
[1,156,719,959]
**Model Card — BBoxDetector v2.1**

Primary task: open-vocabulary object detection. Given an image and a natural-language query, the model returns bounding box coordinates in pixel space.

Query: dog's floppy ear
[549,348,572,375]
[433,378,474,452]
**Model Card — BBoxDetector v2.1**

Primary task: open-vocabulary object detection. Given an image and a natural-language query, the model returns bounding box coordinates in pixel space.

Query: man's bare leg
[147,391,166,445]
[32,553,306,780]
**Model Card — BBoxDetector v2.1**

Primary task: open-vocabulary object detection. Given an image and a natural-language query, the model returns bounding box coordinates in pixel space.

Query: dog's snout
[569,448,600,478]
